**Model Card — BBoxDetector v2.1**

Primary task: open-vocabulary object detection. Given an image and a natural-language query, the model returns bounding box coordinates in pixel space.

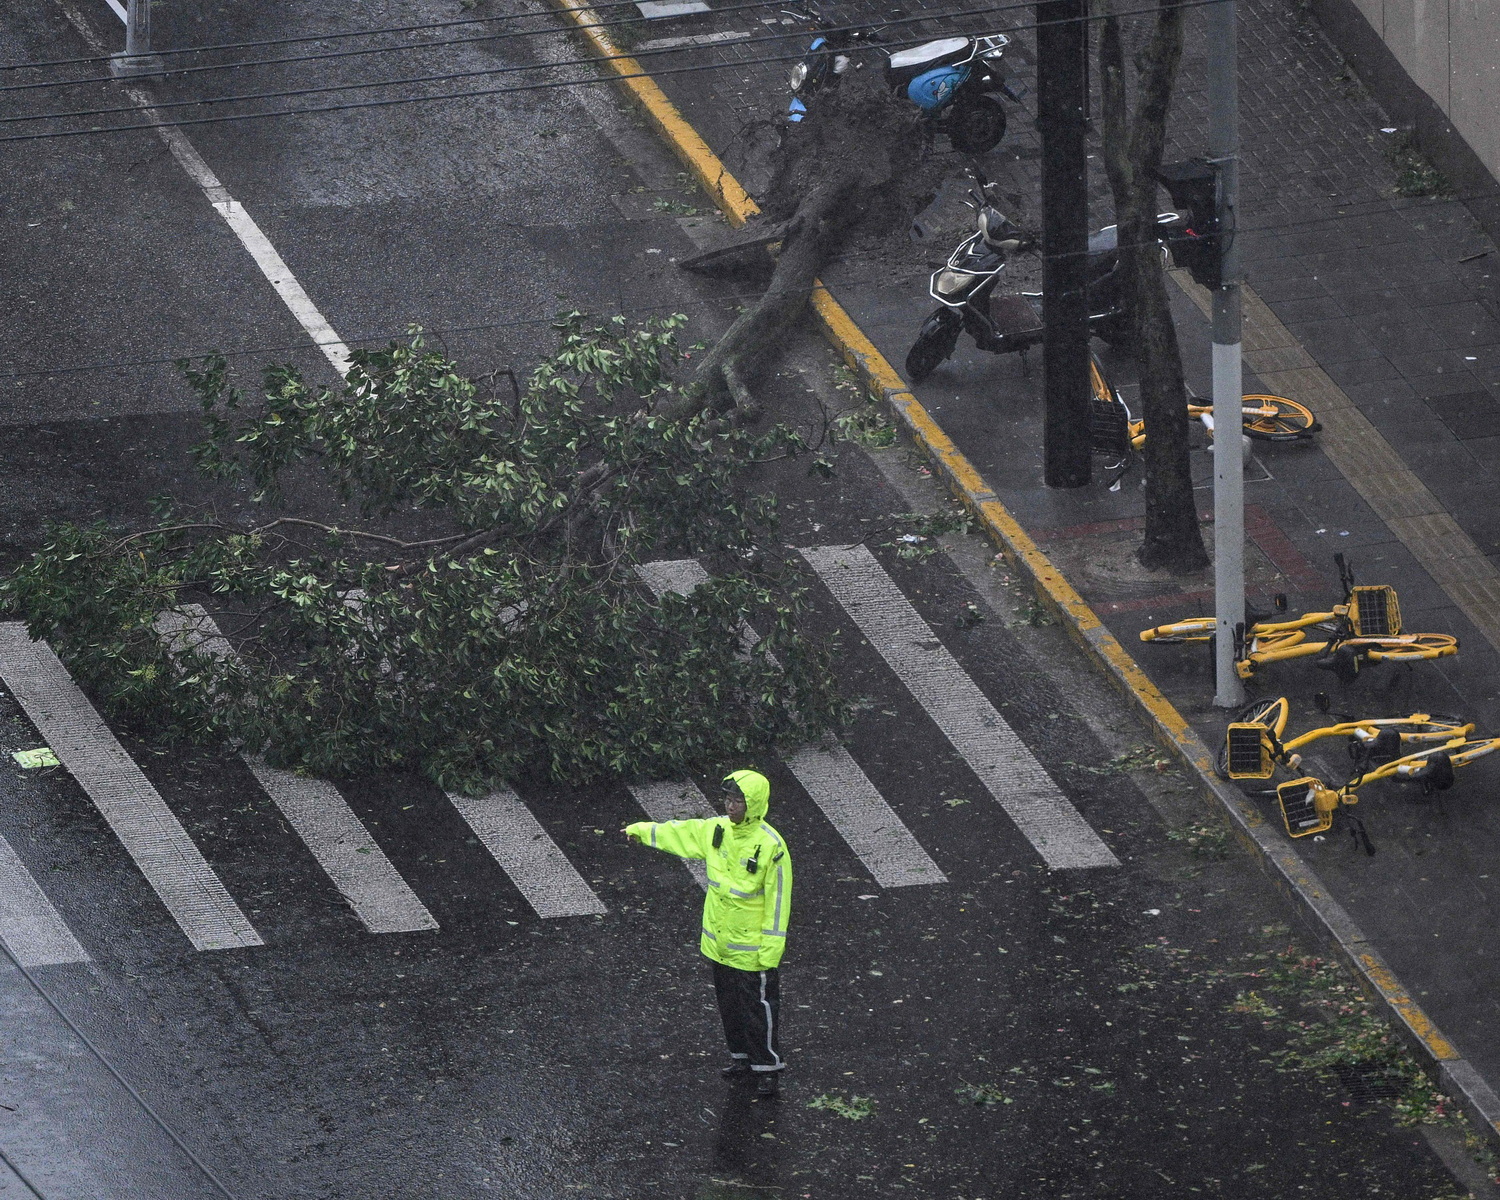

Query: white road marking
[636,560,947,887]
[636,0,711,16]
[153,607,437,935]
[57,0,353,376]
[782,742,947,886]
[636,31,750,50]
[101,0,126,21]
[448,788,607,918]
[635,559,759,657]
[243,763,438,934]
[0,624,263,950]
[627,780,715,890]
[0,834,89,966]
[800,545,1119,871]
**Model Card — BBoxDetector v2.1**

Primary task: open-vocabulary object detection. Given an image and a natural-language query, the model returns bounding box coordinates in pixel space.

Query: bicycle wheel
[1411,714,1470,734]
[1232,697,1286,727]
[1241,395,1318,441]
[1368,633,1460,662]
[1139,617,1217,644]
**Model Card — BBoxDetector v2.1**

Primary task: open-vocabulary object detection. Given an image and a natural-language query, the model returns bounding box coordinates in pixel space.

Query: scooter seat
[885,37,970,88]
[989,295,1043,338]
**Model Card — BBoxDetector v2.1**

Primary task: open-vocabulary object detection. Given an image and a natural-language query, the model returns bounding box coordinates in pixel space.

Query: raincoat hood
[724,769,770,827]
[625,767,791,971]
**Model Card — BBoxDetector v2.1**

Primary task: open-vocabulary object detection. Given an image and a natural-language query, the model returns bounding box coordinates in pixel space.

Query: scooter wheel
[905,309,962,382]
[947,96,1007,155]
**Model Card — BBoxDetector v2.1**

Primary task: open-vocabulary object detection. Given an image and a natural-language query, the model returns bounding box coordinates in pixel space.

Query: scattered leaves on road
[808,1093,876,1120]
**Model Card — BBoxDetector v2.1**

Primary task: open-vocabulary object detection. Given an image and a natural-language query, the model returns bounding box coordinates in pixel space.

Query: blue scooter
[785,7,1024,154]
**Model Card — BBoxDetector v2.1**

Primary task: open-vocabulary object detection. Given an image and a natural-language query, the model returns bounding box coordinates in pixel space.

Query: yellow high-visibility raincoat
[625,770,791,971]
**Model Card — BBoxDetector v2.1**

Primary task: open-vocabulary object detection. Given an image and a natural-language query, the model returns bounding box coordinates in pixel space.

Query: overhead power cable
[0,0,1054,127]
[0,1143,47,1200]
[0,935,242,1200]
[0,290,787,381]
[0,0,1218,145]
[0,0,807,94]
[0,0,762,73]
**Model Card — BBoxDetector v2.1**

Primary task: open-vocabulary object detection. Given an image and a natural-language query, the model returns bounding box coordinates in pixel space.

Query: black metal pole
[1036,0,1091,488]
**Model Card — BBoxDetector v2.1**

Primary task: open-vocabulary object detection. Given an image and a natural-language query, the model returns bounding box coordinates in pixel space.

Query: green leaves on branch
[5,314,845,792]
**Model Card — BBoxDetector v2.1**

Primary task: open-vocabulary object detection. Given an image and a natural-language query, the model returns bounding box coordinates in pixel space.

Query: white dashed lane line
[59,0,354,377]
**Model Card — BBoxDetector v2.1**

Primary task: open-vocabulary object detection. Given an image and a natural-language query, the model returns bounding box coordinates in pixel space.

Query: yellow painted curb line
[548,0,1500,1138]
[553,0,759,227]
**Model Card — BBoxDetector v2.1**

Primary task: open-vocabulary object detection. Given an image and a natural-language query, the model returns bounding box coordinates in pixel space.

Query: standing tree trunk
[1095,0,1209,573]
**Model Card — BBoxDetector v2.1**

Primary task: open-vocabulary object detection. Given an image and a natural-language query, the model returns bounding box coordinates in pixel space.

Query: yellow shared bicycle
[1272,735,1500,854]
[1088,357,1318,459]
[1216,694,1474,780]
[1139,554,1459,681]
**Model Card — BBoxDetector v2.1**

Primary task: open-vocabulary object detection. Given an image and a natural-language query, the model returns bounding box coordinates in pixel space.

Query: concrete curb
[549,0,1500,1145]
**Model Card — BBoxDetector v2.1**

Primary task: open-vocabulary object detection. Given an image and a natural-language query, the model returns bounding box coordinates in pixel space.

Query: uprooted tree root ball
[685,63,940,414]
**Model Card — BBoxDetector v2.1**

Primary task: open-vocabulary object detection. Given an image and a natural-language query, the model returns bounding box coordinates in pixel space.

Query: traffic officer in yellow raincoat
[624,769,791,1095]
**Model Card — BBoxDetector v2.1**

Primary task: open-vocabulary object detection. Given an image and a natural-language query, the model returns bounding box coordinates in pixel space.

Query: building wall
[1338,0,1500,184]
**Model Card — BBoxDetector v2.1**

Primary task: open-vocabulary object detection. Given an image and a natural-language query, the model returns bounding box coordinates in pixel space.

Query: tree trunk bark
[1095,0,1209,573]
[684,173,862,416]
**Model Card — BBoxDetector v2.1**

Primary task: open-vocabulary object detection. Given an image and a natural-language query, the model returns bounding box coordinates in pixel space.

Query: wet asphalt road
[0,2,1484,1197]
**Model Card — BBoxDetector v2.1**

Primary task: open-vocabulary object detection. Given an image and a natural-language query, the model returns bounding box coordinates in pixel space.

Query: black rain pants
[712,962,784,1072]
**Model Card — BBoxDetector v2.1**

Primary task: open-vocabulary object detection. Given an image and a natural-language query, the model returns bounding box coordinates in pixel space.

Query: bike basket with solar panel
[1277,778,1334,838]
[1225,722,1275,779]
[1350,585,1401,637]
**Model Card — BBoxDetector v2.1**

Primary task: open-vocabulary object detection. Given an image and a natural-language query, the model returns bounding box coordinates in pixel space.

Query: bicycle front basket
[1089,394,1130,459]
[1351,585,1401,637]
[1226,722,1274,779]
[1277,778,1334,838]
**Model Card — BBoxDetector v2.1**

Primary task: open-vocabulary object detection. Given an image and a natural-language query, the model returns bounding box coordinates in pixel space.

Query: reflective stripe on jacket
[626,770,791,970]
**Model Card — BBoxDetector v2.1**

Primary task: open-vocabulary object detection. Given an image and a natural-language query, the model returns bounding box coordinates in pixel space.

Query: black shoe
[754,1072,780,1096]
[721,1061,751,1079]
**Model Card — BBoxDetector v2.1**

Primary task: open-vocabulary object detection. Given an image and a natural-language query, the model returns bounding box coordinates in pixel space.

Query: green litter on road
[13,747,60,769]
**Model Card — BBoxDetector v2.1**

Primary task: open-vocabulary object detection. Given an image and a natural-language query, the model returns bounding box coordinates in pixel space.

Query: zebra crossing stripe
[0,624,264,950]
[243,760,439,935]
[154,608,439,936]
[627,780,715,890]
[800,545,1119,871]
[0,834,89,966]
[447,788,607,919]
[635,560,946,887]
[783,742,947,886]
[634,560,760,657]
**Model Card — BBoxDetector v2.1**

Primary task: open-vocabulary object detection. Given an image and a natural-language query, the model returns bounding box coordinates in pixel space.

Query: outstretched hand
[622,827,640,844]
